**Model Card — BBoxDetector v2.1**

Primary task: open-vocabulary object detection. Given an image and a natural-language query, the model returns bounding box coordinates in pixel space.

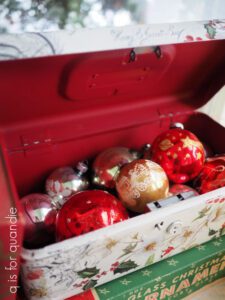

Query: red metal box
[0,32,225,300]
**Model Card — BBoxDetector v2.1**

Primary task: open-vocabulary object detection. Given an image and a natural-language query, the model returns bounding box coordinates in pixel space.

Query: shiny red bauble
[92,147,139,189]
[145,128,205,183]
[194,155,225,194]
[56,190,129,241]
[46,163,89,208]
[20,194,56,248]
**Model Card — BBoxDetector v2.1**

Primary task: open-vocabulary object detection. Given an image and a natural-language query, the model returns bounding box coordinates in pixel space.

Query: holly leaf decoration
[193,207,211,222]
[77,266,99,278]
[113,260,138,274]
[83,279,98,291]
[145,254,155,267]
[204,24,216,39]
[119,243,138,258]
[208,228,218,236]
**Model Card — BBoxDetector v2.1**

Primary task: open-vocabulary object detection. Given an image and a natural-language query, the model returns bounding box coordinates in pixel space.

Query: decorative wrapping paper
[0,19,225,61]
[20,187,225,300]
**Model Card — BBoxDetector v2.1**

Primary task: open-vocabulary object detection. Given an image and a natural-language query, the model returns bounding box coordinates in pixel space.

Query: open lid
[0,32,225,151]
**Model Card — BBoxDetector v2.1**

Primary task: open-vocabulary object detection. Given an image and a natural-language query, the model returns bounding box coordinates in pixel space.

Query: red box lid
[0,40,224,150]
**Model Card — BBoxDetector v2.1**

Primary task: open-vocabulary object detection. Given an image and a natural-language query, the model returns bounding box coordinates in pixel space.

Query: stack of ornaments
[21,123,225,249]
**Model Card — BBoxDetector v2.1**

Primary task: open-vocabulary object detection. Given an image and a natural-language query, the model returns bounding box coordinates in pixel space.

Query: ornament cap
[75,160,89,176]
[170,122,184,129]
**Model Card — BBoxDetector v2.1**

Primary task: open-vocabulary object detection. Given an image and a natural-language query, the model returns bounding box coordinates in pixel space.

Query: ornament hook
[129,49,136,63]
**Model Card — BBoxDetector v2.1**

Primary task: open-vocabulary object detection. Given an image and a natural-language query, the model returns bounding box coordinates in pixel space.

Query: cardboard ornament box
[69,235,225,300]
[0,20,225,300]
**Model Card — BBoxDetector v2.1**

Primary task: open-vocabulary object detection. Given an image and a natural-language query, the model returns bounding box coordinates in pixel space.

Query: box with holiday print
[69,235,225,300]
[0,20,225,300]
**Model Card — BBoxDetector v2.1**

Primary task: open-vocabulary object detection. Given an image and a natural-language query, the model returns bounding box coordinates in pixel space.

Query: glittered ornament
[145,128,205,183]
[116,159,169,213]
[20,194,56,248]
[92,147,139,189]
[56,190,128,241]
[46,161,89,208]
[169,184,199,196]
[194,155,225,194]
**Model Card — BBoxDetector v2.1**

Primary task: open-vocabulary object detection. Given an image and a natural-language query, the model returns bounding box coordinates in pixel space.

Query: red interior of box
[0,40,225,197]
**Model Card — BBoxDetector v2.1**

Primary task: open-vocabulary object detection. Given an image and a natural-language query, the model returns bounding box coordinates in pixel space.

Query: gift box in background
[70,235,225,300]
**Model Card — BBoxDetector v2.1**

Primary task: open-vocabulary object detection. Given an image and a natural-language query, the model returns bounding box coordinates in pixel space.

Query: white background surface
[1,0,225,33]
[200,86,225,126]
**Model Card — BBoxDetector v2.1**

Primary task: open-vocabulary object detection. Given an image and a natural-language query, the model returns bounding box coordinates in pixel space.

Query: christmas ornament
[170,122,184,130]
[169,184,199,196]
[20,194,56,248]
[194,155,225,194]
[56,190,128,241]
[116,159,169,213]
[145,128,205,183]
[92,147,139,189]
[46,161,89,208]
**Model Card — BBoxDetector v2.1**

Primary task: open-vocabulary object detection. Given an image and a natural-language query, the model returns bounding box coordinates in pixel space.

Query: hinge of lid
[20,133,53,156]
[157,109,194,128]
[157,109,175,128]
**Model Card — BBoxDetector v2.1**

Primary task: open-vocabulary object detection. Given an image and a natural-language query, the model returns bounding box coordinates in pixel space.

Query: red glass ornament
[56,190,128,241]
[116,159,169,213]
[21,194,56,248]
[92,147,139,188]
[46,162,89,208]
[169,184,199,196]
[145,128,205,183]
[194,155,225,194]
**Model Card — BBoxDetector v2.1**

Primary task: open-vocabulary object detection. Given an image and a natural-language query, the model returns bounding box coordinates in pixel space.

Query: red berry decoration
[56,190,128,241]
[145,128,205,183]
[194,155,225,194]
[21,194,57,248]
[92,147,139,189]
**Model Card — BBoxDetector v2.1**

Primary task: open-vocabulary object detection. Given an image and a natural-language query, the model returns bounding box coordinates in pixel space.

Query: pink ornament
[20,193,56,248]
